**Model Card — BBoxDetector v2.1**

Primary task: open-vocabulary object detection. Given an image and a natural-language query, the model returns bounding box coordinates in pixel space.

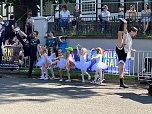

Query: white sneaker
[44,77,49,80]
[82,80,85,83]
[90,80,97,84]
[50,77,55,80]
[88,75,91,80]
[59,79,63,82]
[65,79,71,82]
[40,77,45,80]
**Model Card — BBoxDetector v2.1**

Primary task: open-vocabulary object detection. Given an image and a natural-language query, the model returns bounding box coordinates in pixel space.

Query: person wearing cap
[98,5,110,33]
[116,18,138,88]
[65,47,74,82]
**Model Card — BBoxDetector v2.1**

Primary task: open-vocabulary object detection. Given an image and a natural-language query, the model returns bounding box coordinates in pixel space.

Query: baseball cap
[66,47,73,52]
[102,5,108,9]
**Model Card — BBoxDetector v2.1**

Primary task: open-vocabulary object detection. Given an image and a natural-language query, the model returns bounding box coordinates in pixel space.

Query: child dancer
[91,47,107,85]
[47,47,56,80]
[73,44,91,83]
[36,47,49,80]
[56,49,66,81]
[65,47,74,82]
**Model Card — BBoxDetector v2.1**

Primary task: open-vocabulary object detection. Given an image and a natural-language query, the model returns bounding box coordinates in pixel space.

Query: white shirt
[123,32,132,54]
[60,10,70,19]
[101,10,110,21]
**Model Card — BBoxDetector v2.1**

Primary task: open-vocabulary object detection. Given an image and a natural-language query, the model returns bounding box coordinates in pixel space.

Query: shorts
[116,46,127,64]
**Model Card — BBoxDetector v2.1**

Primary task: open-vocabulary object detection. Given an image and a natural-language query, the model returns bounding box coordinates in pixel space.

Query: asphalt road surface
[0,77,151,114]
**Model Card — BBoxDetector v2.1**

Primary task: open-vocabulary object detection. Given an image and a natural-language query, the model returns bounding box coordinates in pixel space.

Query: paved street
[0,77,151,114]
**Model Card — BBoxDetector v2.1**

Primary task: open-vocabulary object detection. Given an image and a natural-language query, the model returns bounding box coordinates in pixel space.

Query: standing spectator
[72,6,81,32]
[126,5,136,22]
[141,4,151,34]
[5,15,17,44]
[25,11,33,35]
[59,5,70,33]
[46,32,58,57]
[98,5,110,33]
[118,4,124,18]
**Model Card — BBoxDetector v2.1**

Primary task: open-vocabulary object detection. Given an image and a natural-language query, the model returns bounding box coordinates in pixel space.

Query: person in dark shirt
[46,31,58,57]
[16,29,40,78]
[72,6,81,32]
[5,15,16,44]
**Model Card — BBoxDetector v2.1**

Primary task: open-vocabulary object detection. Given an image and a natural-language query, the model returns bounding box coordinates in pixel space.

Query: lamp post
[40,0,43,16]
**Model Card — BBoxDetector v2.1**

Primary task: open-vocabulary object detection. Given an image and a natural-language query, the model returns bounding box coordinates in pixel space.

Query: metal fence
[48,16,152,38]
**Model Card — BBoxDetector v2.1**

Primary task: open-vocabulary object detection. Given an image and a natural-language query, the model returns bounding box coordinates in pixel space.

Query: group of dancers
[35,44,108,85]
[11,17,138,88]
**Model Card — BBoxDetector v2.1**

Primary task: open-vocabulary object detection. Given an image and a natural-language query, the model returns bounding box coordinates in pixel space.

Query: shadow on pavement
[116,93,152,104]
[0,78,101,105]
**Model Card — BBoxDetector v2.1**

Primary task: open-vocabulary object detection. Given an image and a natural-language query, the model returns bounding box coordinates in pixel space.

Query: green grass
[18,68,136,81]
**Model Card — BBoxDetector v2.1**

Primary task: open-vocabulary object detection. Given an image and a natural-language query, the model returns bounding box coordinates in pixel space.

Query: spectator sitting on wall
[25,11,33,35]
[58,36,67,53]
[118,4,124,18]
[72,6,81,33]
[5,15,17,44]
[141,4,151,35]
[59,5,70,33]
[126,5,136,22]
[98,5,110,33]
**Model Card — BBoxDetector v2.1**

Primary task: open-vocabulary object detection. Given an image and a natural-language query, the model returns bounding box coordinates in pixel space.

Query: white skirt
[73,61,91,71]
[35,56,46,67]
[91,62,108,71]
[56,58,67,69]
[47,55,54,63]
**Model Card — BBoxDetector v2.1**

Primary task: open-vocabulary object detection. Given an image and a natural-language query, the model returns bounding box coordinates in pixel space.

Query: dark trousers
[28,48,37,78]
[16,34,30,57]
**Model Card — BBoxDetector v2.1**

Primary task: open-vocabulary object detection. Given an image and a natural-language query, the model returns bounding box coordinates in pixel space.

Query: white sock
[50,67,55,78]
[81,71,85,82]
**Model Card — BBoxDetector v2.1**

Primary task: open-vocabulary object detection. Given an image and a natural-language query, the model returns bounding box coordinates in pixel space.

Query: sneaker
[44,77,49,80]
[119,18,127,24]
[88,75,91,80]
[90,80,97,84]
[119,84,128,89]
[82,80,85,83]
[65,79,71,82]
[40,77,45,80]
[50,77,55,80]
[59,79,63,82]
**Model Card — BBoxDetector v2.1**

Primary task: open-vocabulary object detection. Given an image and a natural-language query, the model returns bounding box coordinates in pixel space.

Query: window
[102,0,120,13]
[81,0,96,13]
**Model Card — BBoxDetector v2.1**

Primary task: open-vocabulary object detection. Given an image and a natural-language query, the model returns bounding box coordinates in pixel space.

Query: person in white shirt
[59,5,70,33]
[98,5,110,33]
[116,18,138,88]
[25,11,33,35]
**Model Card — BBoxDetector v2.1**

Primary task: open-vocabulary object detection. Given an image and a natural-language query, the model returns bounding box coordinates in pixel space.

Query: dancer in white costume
[56,49,66,81]
[47,47,57,80]
[91,48,107,85]
[36,47,49,80]
[73,44,91,83]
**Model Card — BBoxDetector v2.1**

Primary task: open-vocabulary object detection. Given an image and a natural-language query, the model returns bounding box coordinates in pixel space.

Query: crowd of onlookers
[57,4,152,35]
